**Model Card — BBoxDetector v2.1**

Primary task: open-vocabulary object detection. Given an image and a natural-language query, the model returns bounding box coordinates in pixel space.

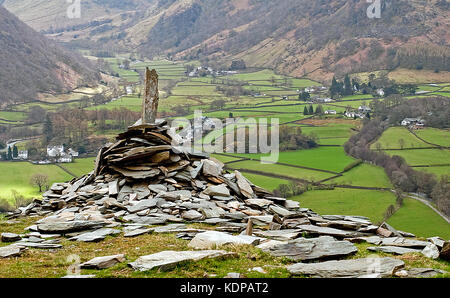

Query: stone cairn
[2,69,448,277]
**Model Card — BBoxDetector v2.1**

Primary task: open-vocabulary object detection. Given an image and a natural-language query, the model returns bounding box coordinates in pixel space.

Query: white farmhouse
[325,110,337,115]
[18,150,28,160]
[47,145,64,157]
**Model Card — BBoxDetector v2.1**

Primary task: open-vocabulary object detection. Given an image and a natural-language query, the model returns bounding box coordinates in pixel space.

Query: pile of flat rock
[1,120,449,278]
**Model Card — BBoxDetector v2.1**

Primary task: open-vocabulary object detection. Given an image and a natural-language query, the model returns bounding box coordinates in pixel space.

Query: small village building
[358,106,372,113]
[18,150,28,160]
[47,145,65,157]
[126,86,133,95]
[325,110,337,115]
[401,117,425,127]
[68,148,79,157]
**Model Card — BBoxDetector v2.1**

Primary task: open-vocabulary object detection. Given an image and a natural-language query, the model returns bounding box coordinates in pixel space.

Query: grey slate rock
[188,231,262,249]
[367,246,422,255]
[287,257,405,278]
[129,250,235,272]
[69,228,120,242]
[127,199,158,213]
[37,220,108,234]
[422,243,440,259]
[124,228,152,238]
[80,254,126,269]
[1,232,21,243]
[265,236,357,261]
[0,245,25,258]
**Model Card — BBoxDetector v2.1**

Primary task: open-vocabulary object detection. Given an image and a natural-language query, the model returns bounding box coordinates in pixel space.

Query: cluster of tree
[393,43,450,72]
[1,145,18,161]
[298,91,310,101]
[41,107,138,154]
[273,181,307,198]
[331,73,417,99]
[230,59,246,70]
[344,97,449,216]
[215,85,251,97]
[279,126,318,151]
[223,125,317,154]
[330,75,358,98]
[303,105,324,115]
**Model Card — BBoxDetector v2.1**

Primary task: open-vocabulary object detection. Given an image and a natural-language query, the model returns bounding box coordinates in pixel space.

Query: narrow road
[407,193,450,224]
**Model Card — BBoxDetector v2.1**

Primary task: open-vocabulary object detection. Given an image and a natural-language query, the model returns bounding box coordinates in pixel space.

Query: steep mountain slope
[0,6,100,105]
[3,0,449,83]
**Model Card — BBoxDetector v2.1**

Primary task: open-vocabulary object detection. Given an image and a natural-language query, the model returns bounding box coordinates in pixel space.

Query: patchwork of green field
[416,85,442,92]
[326,163,393,188]
[332,100,373,109]
[414,127,450,147]
[86,96,142,112]
[228,69,286,81]
[339,94,374,101]
[0,111,26,122]
[387,197,450,239]
[210,154,243,164]
[430,92,450,97]
[301,123,356,139]
[384,148,450,166]
[241,173,290,192]
[292,188,396,224]
[289,78,321,88]
[226,160,334,182]
[371,127,428,150]
[0,162,73,202]
[230,147,355,173]
[60,157,96,177]
[315,138,349,146]
[171,84,221,96]
[413,166,450,180]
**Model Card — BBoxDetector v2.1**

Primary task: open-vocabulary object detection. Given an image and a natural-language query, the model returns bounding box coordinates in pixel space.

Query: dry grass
[1,217,448,278]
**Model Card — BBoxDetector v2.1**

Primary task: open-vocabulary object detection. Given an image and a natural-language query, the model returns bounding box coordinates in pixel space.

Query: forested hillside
[0,6,100,105]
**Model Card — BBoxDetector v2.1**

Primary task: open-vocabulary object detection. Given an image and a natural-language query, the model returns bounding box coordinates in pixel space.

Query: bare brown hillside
[0,6,100,105]
[3,0,449,83]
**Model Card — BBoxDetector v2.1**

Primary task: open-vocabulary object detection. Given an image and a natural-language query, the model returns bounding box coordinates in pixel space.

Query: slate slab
[367,246,422,255]
[69,228,120,242]
[188,231,262,249]
[265,236,357,261]
[1,233,21,243]
[253,229,302,241]
[288,257,405,278]
[0,245,25,258]
[37,220,108,234]
[81,254,126,269]
[129,250,235,271]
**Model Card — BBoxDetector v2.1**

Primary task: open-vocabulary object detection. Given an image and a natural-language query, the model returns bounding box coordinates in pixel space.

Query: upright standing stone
[142,68,159,124]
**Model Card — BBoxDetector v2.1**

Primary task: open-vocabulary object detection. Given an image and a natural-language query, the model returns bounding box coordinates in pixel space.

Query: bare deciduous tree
[30,174,49,193]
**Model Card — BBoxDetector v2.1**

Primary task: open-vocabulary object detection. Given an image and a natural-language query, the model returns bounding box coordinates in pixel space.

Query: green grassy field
[371,127,429,150]
[413,166,450,180]
[301,123,356,139]
[241,172,290,192]
[226,160,334,182]
[384,148,450,166]
[414,128,450,147]
[326,163,393,188]
[60,157,96,177]
[0,162,73,202]
[0,111,26,122]
[292,188,396,224]
[387,197,450,239]
[230,147,355,173]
